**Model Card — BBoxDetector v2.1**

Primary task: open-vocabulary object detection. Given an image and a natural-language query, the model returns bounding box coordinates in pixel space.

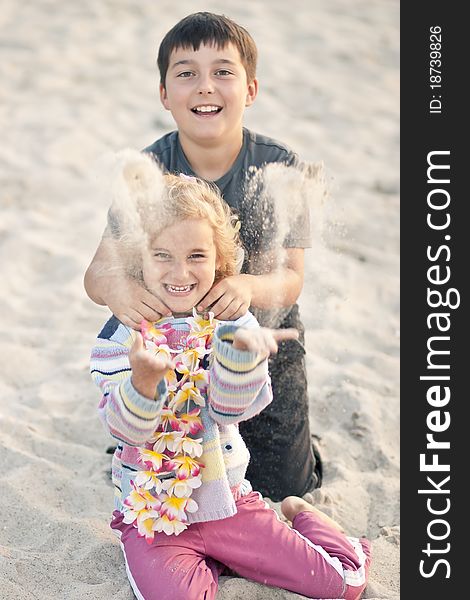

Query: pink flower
[166,455,204,478]
[160,494,189,521]
[178,408,204,435]
[139,449,169,472]
[159,406,181,431]
[124,483,161,513]
[136,510,162,544]
[140,320,174,344]
[122,482,162,542]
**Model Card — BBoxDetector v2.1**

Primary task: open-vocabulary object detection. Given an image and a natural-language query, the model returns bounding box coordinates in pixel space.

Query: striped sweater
[90,311,273,524]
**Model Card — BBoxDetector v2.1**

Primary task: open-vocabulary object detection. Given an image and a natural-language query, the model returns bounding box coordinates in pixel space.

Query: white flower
[162,476,202,498]
[134,470,164,493]
[152,430,184,453]
[153,514,188,536]
[181,437,203,458]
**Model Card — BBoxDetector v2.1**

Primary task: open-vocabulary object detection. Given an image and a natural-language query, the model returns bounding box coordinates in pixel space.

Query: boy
[84,11,322,501]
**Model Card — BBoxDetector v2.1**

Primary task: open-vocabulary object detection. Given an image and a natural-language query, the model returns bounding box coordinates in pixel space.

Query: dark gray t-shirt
[110,127,311,328]
[143,127,311,260]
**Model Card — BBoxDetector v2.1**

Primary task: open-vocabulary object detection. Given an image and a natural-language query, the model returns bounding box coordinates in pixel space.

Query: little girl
[90,152,370,600]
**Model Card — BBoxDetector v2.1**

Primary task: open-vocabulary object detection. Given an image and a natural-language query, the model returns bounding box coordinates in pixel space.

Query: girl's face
[142,218,220,315]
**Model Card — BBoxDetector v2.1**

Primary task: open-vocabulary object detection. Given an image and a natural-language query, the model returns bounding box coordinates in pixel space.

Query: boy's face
[160,43,258,145]
[142,218,219,315]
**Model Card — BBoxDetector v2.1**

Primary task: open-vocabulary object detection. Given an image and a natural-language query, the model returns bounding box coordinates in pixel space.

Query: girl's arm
[90,325,169,446]
[208,324,298,425]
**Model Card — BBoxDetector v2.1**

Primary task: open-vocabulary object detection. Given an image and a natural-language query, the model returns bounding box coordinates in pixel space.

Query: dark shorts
[240,304,321,501]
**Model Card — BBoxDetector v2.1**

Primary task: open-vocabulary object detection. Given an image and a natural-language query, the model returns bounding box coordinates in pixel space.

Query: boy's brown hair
[157,12,258,87]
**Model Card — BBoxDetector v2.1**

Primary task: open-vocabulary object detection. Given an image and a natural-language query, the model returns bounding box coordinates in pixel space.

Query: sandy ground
[0,1,399,598]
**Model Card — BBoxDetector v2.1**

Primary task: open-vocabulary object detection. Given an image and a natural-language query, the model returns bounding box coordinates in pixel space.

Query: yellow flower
[124,485,160,512]
[160,495,188,520]
[139,448,169,472]
[189,367,209,390]
[186,308,216,338]
[122,483,162,541]
[165,368,178,392]
[171,382,205,410]
[136,509,161,544]
[168,455,203,478]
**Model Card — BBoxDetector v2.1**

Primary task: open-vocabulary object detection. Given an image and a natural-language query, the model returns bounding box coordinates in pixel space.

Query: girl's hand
[232,327,299,359]
[129,333,174,399]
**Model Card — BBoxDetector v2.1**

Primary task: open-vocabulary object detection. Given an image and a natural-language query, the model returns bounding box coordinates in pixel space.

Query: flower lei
[122,309,217,543]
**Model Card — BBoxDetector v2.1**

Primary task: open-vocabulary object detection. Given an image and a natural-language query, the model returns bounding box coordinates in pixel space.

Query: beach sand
[0,1,399,598]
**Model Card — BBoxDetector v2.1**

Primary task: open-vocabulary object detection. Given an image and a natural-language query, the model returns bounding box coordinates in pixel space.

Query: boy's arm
[198,248,304,321]
[84,234,172,329]
[90,329,170,445]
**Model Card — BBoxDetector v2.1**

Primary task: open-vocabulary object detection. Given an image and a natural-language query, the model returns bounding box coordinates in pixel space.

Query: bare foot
[280,496,345,533]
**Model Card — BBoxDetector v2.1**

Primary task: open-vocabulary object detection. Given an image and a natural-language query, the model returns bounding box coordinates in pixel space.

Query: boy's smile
[142,219,219,315]
[191,104,222,116]
[160,43,257,147]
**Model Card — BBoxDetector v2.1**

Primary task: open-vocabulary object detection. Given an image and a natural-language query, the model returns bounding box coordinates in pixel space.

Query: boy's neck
[179,130,243,182]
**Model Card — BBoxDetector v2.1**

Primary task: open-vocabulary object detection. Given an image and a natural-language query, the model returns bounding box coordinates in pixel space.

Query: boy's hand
[232,327,299,359]
[106,278,172,330]
[197,274,254,321]
[129,333,174,399]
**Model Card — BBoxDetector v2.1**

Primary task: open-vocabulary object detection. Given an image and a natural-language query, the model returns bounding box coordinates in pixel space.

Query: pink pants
[111,492,371,600]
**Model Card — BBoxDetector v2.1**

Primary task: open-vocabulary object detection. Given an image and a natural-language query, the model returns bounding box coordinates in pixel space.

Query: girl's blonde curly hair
[112,152,242,282]
[149,174,241,281]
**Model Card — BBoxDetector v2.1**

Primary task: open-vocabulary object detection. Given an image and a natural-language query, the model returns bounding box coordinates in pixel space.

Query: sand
[0,1,399,598]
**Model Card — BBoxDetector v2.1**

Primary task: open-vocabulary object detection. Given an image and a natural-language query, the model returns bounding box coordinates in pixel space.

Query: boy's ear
[159,83,170,110]
[245,78,259,107]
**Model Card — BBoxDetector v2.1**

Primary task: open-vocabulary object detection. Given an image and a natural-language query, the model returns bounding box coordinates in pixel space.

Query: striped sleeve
[90,329,166,446]
[208,324,273,425]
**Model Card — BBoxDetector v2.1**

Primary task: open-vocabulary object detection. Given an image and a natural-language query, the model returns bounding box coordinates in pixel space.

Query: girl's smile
[163,283,197,295]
